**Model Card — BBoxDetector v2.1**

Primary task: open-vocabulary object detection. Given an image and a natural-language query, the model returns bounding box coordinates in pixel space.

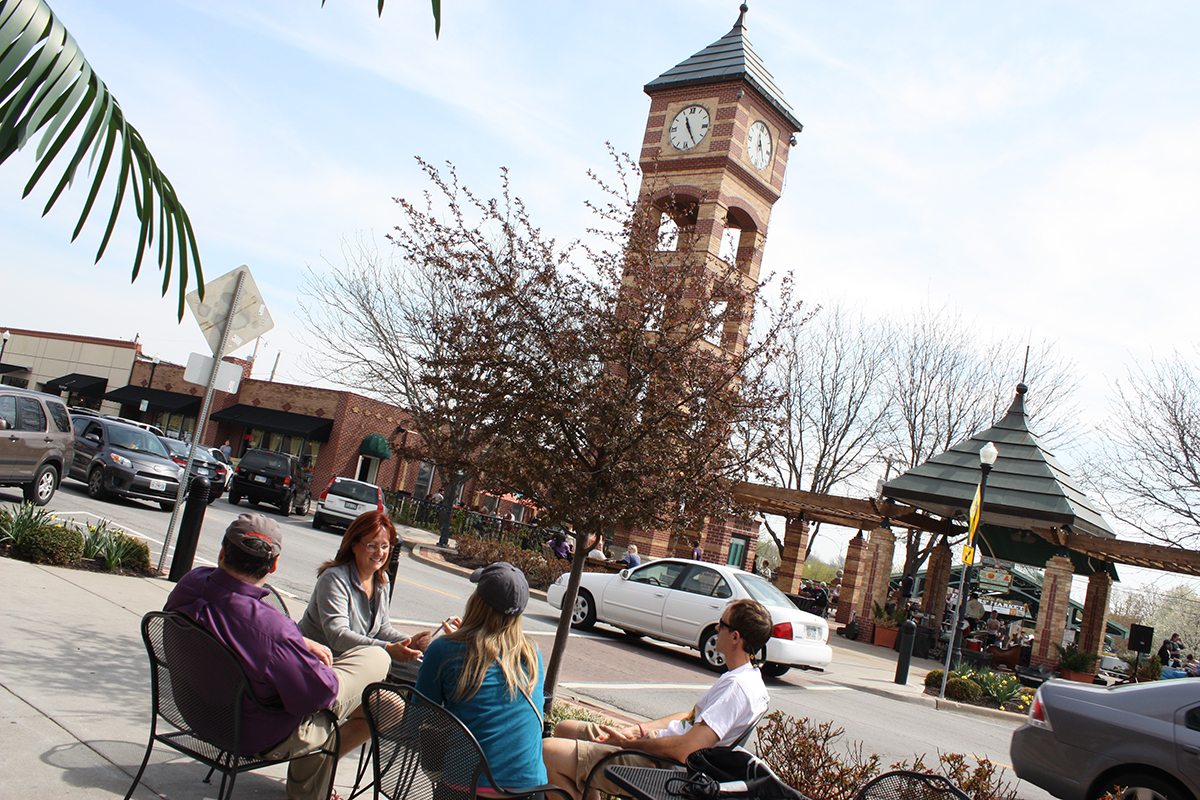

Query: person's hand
[386,640,424,662]
[595,724,642,745]
[303,638,333,667]
[409,630,434,652]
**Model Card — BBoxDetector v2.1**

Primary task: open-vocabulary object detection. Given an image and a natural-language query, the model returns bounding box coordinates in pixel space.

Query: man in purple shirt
[166,513,389,800]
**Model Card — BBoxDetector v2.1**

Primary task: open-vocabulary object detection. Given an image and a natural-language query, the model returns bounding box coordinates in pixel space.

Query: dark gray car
[0,387,73,505]
[1011,677,1200,800]
[69,416,184,511]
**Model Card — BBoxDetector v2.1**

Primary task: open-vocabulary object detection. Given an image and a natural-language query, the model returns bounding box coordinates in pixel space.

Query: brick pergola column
[836,531,866,624]
[1030,554,1074,668]
[1079,570,1112,657]
[853,525,897,628]
[922,538,952,628]
[775,517,810,595]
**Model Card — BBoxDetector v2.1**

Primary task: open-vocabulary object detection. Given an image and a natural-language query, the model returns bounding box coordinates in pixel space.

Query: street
[3,482,1052,800]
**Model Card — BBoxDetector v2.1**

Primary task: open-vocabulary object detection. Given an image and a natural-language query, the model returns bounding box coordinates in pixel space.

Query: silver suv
[312,477,385,531]
[0,387,74,505]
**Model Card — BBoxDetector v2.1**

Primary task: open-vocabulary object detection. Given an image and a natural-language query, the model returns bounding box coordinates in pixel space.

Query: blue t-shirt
[415,637,546,789]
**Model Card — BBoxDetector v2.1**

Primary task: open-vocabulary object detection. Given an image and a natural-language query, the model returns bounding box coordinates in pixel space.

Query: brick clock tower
[623,4,802,566]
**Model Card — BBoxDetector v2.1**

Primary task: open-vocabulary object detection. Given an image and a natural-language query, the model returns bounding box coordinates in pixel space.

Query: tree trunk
[540,528,593,730]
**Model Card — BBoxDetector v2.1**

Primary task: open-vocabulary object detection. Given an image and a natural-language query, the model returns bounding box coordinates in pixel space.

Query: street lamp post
[942,442,999,689]
[0,330,10,364]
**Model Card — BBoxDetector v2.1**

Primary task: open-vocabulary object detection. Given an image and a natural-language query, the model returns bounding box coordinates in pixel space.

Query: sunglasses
[718,619,737,634]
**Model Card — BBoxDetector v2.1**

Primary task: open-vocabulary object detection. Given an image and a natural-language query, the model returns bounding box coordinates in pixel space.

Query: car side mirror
[619,569,630,579]
[86,433,101,443]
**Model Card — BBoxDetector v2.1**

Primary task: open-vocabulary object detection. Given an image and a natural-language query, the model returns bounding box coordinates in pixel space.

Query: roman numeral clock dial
[668,105,711,151]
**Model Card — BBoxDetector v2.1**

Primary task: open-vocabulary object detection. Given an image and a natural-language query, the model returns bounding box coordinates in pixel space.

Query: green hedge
[17,525,84,565]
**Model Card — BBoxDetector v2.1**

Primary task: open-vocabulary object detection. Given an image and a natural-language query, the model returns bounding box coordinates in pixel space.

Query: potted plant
[872,601,906,648]
[1055,643,1101,683]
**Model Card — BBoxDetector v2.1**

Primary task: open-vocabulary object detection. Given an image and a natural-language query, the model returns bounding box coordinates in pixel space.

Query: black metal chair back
[853,770,972,800]
[123,611,339,800]
[362,682,569,800]
[262,583,290,617]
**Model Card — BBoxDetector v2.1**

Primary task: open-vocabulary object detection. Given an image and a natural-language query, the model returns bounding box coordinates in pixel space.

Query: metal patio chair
[362,682,571,800]
[853,770,972,800]
[123,611,340,800]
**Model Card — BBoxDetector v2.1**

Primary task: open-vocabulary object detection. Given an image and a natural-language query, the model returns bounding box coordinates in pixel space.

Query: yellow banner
[962,544,975,565]
[968,482,982,544]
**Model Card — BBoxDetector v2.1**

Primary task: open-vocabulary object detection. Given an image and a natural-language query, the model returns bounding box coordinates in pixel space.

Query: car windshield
[736,573,802,610]
[109,426,169,457]
[242,451,289,471]
[162,439,187,457]
[329,481,379,503]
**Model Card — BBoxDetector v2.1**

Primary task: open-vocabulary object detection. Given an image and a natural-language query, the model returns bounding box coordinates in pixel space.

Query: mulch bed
[922,685,1029,715]
[1,544,158,577]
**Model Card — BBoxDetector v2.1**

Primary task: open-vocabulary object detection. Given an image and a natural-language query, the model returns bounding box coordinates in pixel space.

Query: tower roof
[881,384,1116,540]
[645,4,803,133]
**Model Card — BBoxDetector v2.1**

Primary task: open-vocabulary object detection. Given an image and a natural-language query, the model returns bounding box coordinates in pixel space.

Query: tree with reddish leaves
[301,152,800,709]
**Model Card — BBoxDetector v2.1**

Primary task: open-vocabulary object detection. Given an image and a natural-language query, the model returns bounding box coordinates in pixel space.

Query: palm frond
[0,0,202,318]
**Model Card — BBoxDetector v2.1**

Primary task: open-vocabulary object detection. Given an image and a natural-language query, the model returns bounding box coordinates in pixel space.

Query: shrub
[974,671,1022,705]
[925,669,946,689]
[1,503,56,549]
[546,700,616,732]
[1055,642,1100,673]
[17,524,83,565]
[109,532,151,571]
[455,534,568,591]
[893,753,1018,800]
[944,676,983,702]
[755,710,881,800]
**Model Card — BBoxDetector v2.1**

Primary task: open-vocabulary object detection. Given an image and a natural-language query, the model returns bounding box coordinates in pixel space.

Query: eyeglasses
[718,619,736,634]
[360,542,391,554]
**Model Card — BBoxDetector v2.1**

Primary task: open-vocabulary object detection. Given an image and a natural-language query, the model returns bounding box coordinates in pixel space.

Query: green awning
[359,433,392,460]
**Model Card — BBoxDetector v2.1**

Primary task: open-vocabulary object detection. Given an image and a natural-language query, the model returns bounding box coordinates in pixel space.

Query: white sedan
[547,557,832,677]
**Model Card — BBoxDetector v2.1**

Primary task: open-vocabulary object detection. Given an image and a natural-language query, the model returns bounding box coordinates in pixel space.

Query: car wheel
[228,492,241,505]
[312,513,324,530]
[762,662,791,678]
[24,464,58,506]
[700,625,726,672]
[280,493,292,517]
[160,501,175,512]
[570,590,598,630]
[294,493,311,516]
[1096,771,1191,800]
[87,466,107,500]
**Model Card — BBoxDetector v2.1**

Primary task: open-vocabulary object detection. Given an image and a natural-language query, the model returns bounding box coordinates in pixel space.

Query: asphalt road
[3,480,1053,800]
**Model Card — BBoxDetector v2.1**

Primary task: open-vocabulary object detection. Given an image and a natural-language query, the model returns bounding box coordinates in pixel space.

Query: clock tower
[636,3,801,356]
[624,4,803,564]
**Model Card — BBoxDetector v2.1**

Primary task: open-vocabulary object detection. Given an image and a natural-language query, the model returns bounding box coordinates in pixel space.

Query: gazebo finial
[1007,382,1028,416]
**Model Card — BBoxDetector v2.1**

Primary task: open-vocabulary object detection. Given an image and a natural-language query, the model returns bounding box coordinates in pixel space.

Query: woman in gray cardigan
[300,510,432,672]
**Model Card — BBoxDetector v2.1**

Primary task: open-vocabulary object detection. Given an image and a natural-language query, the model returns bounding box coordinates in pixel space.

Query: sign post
[156,266,273,572]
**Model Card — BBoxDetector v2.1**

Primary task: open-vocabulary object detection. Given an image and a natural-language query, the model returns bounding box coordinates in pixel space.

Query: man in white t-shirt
[543,598,772,800]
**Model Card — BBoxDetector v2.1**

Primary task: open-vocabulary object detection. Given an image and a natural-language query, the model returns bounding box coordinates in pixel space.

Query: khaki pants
[263,646,390,800]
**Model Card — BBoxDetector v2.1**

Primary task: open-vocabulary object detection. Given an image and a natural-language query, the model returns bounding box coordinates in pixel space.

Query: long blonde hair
[444,592,539,702]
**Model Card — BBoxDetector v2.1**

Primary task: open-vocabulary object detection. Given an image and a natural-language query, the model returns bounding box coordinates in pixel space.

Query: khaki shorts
[567,721,663,796]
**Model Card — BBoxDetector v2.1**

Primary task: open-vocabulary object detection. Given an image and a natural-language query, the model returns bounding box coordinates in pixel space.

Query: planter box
[1061,668,1097,683]
[874,625,899,648]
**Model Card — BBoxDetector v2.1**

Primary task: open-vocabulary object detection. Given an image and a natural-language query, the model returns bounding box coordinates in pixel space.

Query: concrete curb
[410,543,551,604]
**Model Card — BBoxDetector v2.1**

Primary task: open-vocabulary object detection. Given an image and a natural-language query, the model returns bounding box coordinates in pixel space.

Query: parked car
[546,557,832,676]
[102,415,166,437]
[1011,677,1200,800]
[0,387,74,505]
[209,447,234,490]
[158,437,225,502]
[312,477,385,531]
[68,416,184,511]
[228,448,311,517]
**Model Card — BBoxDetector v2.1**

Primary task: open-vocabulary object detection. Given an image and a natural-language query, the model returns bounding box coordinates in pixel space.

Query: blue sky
[4,1,1199,586]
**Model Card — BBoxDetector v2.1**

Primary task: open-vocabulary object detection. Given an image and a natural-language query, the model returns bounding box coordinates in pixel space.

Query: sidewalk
[0,525,1014,799]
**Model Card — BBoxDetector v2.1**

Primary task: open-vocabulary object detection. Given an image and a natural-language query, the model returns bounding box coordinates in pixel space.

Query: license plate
[254,475,268,483]
[197,468,209,475]
[150,479,166,492]
[344,501,358,510]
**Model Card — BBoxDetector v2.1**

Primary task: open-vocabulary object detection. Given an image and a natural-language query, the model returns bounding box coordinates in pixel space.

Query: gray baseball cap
[470,561,529,617]
[224,513,282,558]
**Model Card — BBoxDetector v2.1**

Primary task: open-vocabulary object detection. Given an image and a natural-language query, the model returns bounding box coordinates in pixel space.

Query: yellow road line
[397,576,461,598]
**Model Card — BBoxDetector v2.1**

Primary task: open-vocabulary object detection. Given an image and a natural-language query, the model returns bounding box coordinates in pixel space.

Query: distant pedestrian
[621,544,641,568]
[220,439,232,459]
[691,539,702,560]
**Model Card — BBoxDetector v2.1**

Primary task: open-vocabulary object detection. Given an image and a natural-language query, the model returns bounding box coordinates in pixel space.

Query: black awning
[44,373,108,396]
[210,404,333,442]
[105,385,202,414]
[0,362,29,375]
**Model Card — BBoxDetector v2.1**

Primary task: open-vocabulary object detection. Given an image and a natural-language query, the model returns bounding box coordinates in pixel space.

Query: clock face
[747,121,772,170]
[668,105,711,151]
